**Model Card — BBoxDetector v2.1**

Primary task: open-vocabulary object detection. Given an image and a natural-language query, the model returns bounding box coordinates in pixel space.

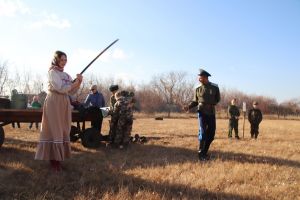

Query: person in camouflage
[108,84,119,142]
[228,98,240,139]
[109,84,119,111]
[248,101,263,139]
[184,69,220,161]
[109,90,134,149]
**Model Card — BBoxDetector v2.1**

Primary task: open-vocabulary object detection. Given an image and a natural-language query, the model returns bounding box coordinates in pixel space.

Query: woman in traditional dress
[35,50,83,172]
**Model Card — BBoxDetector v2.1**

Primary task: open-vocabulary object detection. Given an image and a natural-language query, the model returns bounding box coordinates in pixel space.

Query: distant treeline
[1,61,299,118]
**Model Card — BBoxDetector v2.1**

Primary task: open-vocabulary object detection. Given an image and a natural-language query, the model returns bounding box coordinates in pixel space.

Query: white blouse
[48,69,74,95]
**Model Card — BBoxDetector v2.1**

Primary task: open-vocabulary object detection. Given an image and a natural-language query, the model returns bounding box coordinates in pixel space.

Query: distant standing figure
[248,101,263,139]
[184,69,220,161]
[228,98,240,139]
[35,50,83,172]
[84,85,105,133]
[29,96,42,130]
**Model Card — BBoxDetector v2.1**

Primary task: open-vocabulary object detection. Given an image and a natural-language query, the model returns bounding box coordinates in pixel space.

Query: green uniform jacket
[188,82,220,114]
[228,105,240,120]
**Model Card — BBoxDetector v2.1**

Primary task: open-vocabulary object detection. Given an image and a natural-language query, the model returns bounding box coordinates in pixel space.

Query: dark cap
[198,69,211,77]
[109,84,119,92]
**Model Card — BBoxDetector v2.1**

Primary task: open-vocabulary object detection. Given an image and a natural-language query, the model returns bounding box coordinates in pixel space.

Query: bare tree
[151,71,191,117]
[31,74,45,94]
[6,70,20,95]
[74,78,89,102]
[0,61,9,96]
[173,76,195,107]
[135,84,164,113]
[21,70,32,94]
[6,69,28,94]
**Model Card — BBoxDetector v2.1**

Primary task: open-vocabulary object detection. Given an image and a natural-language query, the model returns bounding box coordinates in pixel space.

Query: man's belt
[199,103,214,108]
[197,103,215,113]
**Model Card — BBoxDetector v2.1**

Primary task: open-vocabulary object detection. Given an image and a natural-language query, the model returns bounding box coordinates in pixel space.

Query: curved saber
[72,39,119,83]
[79,39,119,75]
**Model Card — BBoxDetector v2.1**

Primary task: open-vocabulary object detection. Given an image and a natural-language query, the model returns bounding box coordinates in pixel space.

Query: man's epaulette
[210,82,219,88]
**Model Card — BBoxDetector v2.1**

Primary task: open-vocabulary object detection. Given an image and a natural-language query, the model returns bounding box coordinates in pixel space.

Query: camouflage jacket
[112,96,133,120]
[110,95,117,111]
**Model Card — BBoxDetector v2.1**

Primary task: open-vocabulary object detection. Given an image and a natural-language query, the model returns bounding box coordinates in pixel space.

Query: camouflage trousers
[110,116,133,145]
[108,115,119,142]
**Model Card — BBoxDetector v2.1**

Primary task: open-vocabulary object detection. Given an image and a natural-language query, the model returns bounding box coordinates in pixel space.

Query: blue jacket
[84,91,105,108]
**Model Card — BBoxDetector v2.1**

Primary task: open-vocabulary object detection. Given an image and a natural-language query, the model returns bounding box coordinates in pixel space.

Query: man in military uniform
[248,101,263,139]
[108,84,119,142]
[109,84,119,110]
[184,69,220,161]
[228,98,240,139]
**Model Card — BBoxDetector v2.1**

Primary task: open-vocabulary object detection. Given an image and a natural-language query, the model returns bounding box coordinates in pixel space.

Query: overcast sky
[0,0,299,102]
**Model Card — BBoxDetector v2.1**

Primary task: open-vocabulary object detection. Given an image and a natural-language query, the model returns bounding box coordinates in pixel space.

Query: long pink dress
[35,68,77,161]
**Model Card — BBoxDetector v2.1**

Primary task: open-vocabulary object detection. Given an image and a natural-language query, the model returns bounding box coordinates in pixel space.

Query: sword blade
[79,39,119,75]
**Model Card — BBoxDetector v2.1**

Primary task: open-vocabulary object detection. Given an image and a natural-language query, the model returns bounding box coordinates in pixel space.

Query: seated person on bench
[84,85,105,133]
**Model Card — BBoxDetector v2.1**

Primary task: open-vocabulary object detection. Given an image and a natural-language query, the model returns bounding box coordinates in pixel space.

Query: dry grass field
[0,117,299,200]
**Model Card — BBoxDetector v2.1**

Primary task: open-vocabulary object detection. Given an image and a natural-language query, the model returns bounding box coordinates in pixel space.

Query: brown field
[0,117,299,200]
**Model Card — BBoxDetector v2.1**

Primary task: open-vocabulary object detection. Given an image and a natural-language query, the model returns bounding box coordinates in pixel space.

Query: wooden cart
[0,108,105,148]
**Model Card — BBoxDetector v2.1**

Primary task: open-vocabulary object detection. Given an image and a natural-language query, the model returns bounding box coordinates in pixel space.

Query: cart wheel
[81,128,101,148]
[70,125,80,142]
[0,127,4,148]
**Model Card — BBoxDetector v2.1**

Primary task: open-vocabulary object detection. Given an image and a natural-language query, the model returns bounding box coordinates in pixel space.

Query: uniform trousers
[250,123,259,138]
[228,119,239,137]
[198,111,216,156]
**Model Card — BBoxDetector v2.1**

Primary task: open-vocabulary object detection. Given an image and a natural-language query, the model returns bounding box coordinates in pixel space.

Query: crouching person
[110,90,135,149]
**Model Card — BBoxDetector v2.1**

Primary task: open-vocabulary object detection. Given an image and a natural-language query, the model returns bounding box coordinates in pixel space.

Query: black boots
[198,141,209,161]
